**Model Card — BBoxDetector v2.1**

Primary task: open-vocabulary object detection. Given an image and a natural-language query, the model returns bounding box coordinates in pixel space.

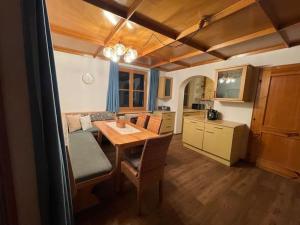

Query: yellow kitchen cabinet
[183,116,247,166]
[183,118,204,150]
[153,111,175,134]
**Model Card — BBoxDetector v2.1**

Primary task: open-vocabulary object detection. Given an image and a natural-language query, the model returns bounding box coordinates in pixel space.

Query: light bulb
[114,43,125,56]
[111,53,120,63]
[126,48,138,60]
[226,78,231,84]
[124,53,134,63]
[103,47,113,58]
[219,78,225,84]
[231,78,236,83]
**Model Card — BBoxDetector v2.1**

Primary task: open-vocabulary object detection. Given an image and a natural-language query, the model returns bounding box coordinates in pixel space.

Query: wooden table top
[93,120,158,147]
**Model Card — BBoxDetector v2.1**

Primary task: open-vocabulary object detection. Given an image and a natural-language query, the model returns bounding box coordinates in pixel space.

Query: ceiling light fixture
[103,43,138,63]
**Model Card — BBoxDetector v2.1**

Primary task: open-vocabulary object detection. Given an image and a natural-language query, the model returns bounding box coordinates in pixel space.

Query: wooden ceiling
[47,0,300,71]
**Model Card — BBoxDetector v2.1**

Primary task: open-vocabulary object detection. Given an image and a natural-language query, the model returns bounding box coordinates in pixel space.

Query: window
[119,68,147,111]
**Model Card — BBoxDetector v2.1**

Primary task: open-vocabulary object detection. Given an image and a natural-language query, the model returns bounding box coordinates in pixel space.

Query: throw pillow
[66,114,82,133]
[80,115,92,131]
[90,112,115,121]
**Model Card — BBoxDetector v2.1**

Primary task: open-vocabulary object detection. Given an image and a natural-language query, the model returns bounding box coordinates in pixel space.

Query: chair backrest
[136,114,150,128]
[139,133,173,176]
[146,115,162,134]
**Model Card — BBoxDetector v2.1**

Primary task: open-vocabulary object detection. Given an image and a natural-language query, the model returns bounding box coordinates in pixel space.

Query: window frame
[118,67,148,112]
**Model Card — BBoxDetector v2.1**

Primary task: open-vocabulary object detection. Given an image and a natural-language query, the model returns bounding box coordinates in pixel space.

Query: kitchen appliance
[157,105,170,111]
[207,109,219,120]
[192,103,205,110]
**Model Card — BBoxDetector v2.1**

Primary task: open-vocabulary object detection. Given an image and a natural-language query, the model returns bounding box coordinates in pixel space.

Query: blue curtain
[148,69,160,111]
[106,62,120,112]
[22,0,73,225]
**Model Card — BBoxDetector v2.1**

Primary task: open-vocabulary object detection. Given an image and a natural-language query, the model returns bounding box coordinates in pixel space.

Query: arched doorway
[176,75,214,133]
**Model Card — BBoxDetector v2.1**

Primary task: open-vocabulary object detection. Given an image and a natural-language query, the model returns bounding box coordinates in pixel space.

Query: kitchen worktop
[184,115,245,128]
[183,109,207,113]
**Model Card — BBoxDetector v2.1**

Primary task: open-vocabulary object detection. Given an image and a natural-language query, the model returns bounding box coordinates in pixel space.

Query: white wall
[54,51,152,112]
[158,46,300,133]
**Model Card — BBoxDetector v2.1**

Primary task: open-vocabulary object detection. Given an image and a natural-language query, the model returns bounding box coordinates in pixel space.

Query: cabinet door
[183,121,204,149]
[215,68,244,100]
[203,125,233,160]
[164,78,172,97]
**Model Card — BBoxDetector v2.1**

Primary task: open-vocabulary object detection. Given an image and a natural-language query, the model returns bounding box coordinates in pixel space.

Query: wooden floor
[76,135,300,225]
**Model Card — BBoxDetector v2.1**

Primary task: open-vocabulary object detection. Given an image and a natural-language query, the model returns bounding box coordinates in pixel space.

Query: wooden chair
[136,114,150,128]
[146,115,162,134]
[121,133,173,215]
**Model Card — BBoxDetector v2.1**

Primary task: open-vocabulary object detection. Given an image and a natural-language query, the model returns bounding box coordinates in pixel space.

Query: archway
[175,75,214,133]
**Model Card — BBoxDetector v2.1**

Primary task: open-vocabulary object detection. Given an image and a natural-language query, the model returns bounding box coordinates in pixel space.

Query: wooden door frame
[0,79,19,225]
[247,63,300,176]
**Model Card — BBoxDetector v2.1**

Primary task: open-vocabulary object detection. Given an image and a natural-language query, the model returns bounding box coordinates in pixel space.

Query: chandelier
[103,43,138,63]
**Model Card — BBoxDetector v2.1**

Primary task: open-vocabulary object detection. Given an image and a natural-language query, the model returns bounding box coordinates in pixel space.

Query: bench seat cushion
[69,132,112,183]
[72,126,99,134]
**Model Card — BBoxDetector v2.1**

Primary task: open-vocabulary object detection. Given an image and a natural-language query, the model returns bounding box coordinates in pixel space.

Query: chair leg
[159,180,163,204]
[137,186,142,215]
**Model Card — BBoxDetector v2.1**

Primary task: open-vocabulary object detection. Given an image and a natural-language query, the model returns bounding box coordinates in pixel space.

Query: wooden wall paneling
[216,33,284,58]
[50,24,104,46]
[93,0,145,57]
[280,22,300,46]
[255,0,290,47]
[47,0,113,41]
[189,4,272,48]
[141,0,256,56]
[51,33,100,54]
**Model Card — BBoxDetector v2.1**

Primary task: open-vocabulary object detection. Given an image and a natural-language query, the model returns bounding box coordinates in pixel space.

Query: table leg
[115,145,123,192]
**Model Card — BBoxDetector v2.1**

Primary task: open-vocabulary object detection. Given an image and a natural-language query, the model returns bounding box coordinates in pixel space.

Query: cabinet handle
[214,127,223,129]
[190,121,197,123]
[206,131,214,134]
[196,128,203,131]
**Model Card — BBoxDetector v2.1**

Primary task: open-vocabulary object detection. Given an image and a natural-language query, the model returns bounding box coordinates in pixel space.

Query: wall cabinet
[153,111,175,134]
[183,116,247,166]
[158,77,173,99]
[214,65,259,102]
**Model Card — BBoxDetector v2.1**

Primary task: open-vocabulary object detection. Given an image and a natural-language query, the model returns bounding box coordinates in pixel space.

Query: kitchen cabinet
[214,65,259,102]
[153,111,175,134]
[158,77,173,99]
[183,116,247,166]
[182,118,204,149]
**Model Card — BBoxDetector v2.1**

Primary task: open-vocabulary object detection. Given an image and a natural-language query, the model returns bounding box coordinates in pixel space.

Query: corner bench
[67,131,113,212]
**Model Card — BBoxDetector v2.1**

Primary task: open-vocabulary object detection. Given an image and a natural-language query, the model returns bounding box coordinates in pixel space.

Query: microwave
[192,103,205,110]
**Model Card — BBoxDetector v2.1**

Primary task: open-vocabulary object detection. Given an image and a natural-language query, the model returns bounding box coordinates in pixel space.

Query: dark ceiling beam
[84,0,178,40]
[255,0,290,48]
[84,0,225,60]
[141,0,256,57]
[93,0,145,57]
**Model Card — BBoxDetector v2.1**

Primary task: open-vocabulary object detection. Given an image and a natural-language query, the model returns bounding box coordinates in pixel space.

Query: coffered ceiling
[47,0,300,71]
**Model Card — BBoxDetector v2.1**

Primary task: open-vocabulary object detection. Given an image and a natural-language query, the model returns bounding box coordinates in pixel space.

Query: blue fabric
[106,62,120,112]
[148,69,160,111]
[21,0,73,225]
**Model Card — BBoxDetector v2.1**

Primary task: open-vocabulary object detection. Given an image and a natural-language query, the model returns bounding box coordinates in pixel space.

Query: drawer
[162,113,175,119]
[184,119,204,128]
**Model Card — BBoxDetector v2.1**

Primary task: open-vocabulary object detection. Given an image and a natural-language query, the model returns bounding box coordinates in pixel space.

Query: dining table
[93,120,158,190]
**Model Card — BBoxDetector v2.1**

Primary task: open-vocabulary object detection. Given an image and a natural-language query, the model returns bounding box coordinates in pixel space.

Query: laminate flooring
[76,135,300,225]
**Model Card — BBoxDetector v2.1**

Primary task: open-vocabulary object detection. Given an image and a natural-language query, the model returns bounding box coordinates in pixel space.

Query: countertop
[183,109,207,113]
[184,115,245,128]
